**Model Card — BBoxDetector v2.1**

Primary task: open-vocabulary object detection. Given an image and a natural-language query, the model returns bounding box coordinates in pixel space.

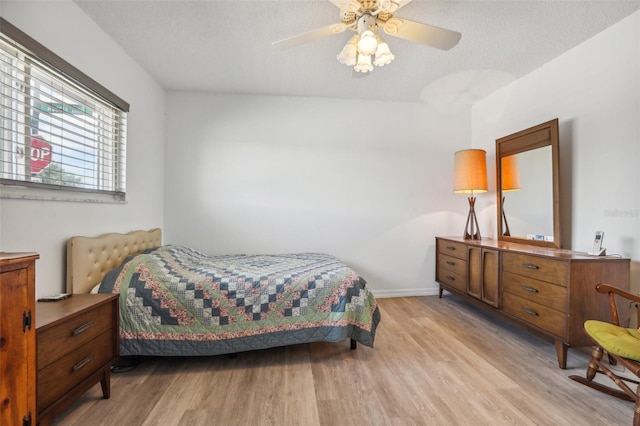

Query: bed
[66,229,380,357]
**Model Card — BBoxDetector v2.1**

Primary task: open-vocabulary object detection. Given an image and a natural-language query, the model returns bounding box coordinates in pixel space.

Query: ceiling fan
[272,0,462,74]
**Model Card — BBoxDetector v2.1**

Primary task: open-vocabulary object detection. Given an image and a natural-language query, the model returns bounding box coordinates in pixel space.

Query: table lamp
[454,149,488,240]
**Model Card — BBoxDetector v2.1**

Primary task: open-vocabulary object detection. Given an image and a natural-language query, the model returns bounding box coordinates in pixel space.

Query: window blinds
[0,20,128,199]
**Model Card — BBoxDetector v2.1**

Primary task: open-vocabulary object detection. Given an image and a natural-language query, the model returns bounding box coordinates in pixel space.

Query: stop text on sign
[31,136,52,174]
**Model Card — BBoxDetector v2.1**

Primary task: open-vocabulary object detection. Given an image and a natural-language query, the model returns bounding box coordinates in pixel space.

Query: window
[0,18,129,202]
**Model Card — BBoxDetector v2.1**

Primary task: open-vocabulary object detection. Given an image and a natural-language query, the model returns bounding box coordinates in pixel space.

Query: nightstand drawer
[37,300,114,368]
[503,271,567,312]
[437,239,467,261]
[37,330,114,412]
[503,292,566,337]
[502,252,568,286]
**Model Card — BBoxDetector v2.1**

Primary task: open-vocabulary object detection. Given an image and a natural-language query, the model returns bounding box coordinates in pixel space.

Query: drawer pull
[521,285,539,293]
[446,246,456,251]
[73,321,95,335]
[522,263,539,270]
[521,307,538,317]
[446,275,456,282]
[72,354,95,372]
[446,261,455,266]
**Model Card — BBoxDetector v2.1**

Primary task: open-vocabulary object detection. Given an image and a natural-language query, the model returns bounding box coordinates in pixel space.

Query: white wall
[165,93,470,296]
[0,1,166,297]
[472,12,640,290]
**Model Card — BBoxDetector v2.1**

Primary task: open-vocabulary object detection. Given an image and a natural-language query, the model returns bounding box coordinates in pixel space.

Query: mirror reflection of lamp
[454,149,488,240]
[501,154,521,236]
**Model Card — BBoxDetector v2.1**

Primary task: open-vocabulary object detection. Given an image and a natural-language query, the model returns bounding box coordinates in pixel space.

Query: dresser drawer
[503,292,566,338]
[502,271,567,312]
[437,268,466,293]
[437,253,467,277]
[502,252,568,286]
[37,300,114,368]
[437,239,467,261]
[37,330,114,412]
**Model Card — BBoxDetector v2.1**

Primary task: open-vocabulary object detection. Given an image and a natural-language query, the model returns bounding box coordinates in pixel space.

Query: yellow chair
[569,283,640,426]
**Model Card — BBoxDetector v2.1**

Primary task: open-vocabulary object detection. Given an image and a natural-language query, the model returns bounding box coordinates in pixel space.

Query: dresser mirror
[496,118,561,248]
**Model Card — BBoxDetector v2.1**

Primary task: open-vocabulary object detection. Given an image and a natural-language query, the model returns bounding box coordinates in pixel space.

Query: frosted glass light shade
[454,149,488,193]
[354,54,373,73]
[373,41,394,66]
[357,30,378,55]
[337,41,358,66]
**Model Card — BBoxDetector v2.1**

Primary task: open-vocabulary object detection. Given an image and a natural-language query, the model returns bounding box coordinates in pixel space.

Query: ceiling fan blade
[395,0,414,10]
[382,18,461,51]
[328,0,361,13]
[272,23,347,50]
[378,0,413,13]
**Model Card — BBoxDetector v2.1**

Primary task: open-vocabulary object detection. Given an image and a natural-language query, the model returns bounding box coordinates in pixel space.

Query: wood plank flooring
[52,295,633,425]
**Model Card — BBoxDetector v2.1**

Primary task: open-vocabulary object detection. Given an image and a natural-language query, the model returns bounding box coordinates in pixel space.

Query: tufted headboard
[66,228,162,294]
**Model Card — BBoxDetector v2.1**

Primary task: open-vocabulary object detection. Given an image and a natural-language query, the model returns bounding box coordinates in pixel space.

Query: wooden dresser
[0,252,38,426]
[435,237,630,368]
[36,294,119,425]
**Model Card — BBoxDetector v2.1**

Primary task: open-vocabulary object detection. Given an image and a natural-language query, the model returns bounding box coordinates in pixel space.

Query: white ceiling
[74,0,640,106]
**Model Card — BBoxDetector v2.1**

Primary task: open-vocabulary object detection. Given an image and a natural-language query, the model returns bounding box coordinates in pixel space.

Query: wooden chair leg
[586,345,603,381]
[569,345,637,402]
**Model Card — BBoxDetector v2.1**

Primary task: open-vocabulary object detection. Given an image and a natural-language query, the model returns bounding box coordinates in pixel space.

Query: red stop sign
[31,136,52,174]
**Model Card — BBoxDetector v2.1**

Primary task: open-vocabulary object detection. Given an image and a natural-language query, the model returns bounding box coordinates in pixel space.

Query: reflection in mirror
[501,147,553,239]
[496,118,560,248]
[500,154,520,236]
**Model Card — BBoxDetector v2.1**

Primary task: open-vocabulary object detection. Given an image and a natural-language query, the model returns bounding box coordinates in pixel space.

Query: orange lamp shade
[454,149,488,194]
[501,154,521,191]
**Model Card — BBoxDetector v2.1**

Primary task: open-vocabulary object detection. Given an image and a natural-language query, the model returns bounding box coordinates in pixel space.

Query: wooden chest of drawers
[435,239,468,293]
[435,237,630,368]
[36,294,119,425]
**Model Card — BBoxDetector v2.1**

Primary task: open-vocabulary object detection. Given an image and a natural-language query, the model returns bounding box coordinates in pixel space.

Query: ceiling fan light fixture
[273,1,461,76]
[354,53,373,73]
[357,30,378,56]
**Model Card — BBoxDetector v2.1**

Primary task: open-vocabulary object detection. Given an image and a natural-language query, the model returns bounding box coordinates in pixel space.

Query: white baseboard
[372,287,440,298]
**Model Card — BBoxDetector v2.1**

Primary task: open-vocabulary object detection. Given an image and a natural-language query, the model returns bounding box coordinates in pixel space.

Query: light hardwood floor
[53,295,633,425]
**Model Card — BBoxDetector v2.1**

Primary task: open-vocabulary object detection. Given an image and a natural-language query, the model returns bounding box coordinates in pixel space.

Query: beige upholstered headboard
[66,228,162,294]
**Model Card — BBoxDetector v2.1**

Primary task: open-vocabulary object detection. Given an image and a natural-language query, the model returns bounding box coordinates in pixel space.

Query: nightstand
[35,294,119,425]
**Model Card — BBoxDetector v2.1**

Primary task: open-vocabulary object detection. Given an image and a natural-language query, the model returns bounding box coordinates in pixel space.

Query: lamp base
[501,196,511,236]
[463,196,481,240]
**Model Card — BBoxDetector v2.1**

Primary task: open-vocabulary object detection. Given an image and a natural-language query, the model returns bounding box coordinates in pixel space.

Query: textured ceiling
[74,0,640,106]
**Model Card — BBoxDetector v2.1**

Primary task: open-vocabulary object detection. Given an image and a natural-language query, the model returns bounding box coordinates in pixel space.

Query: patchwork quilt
[99,245,381,356]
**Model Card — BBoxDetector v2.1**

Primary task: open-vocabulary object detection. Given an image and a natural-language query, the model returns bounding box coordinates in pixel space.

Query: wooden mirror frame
[496,118,561,248]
